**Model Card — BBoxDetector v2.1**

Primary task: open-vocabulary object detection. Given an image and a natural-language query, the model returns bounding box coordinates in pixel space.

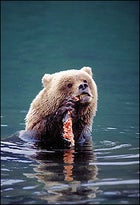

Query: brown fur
[25,66,98,146]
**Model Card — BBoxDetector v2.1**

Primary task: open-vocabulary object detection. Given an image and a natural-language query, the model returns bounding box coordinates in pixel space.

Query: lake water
[1,1,139,204]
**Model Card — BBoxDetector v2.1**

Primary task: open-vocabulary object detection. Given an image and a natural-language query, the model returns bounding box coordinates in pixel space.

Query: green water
[1,1,139,204]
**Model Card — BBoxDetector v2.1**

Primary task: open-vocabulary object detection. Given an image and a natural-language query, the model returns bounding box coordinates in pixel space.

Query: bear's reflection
[25,142,99,203]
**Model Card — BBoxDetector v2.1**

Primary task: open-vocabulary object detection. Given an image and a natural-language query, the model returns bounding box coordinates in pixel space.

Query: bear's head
[41,66,97,110]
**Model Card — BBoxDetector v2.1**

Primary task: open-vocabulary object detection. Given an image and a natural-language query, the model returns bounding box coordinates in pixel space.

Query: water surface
[1,1,139,204]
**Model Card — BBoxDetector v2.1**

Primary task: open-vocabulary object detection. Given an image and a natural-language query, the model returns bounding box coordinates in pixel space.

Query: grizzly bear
[22,66,98,148]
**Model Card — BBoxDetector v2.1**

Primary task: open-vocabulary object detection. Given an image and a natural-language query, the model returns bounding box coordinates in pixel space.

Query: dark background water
[1,1,139,204]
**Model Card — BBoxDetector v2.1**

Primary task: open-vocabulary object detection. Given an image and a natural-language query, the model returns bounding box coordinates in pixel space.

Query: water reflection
[63,149,75,182]
[26,143,98,203]
[2,134,99,204]
[1,133,139,204]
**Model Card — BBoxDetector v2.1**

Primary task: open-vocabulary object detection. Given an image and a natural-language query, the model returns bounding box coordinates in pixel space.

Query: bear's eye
[83,80,87,83]
[67,83,73,88]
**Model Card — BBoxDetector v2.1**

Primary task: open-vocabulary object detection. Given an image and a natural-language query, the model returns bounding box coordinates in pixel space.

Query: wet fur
[24,67,98,148]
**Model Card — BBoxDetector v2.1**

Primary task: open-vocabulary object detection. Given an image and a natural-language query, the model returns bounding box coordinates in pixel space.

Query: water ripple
[82,179,139,187]
[90,161,139,166]
[97,153,139,159]
[1,179,24,186]
[95,144,131,151]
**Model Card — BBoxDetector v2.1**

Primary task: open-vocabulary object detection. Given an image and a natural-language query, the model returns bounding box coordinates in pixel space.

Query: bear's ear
[42,74,52,87]
[81,66,93,77]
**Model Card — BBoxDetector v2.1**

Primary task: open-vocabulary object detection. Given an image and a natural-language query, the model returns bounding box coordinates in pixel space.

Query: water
[1,1,139,204]
[1,137,139,204]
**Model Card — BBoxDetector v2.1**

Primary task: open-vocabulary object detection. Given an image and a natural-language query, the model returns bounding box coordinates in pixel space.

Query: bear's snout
[79,82,88,91]
[78,82,91,97]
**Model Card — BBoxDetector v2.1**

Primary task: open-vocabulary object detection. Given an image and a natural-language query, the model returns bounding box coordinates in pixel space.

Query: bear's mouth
[72,92,93,104]
[79,92,91,99]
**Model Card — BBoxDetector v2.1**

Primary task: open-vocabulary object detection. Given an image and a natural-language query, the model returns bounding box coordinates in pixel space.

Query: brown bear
[22,66,98,148]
